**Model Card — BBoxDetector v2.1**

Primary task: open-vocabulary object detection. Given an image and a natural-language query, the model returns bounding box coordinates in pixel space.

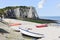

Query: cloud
[38,0,46,9]
[57,4,60,8]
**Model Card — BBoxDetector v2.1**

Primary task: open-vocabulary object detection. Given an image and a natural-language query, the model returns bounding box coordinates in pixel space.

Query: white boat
[19,24,47,38]
[19,27,44,38]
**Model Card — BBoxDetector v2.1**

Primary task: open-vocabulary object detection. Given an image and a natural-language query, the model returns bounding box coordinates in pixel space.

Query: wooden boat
[9,23,21,31]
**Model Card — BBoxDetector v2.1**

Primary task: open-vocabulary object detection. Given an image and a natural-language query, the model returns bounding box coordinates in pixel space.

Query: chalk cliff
[4,6,39,19]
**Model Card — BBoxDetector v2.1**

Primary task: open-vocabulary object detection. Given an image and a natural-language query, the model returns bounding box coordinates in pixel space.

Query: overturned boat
[19,24,47,38]
[19,27,44,38]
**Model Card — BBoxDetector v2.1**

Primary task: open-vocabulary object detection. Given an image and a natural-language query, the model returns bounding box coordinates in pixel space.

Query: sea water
[40,16,60,23]
[40,16,60,20]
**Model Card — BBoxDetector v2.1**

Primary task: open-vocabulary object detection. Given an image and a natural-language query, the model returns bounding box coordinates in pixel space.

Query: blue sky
[0,0,60,17]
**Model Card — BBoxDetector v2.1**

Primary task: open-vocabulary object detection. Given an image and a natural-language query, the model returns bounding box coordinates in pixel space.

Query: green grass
[21,18,52,24]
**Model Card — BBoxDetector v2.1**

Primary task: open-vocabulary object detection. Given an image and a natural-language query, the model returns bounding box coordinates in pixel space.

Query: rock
[4,6,39,19]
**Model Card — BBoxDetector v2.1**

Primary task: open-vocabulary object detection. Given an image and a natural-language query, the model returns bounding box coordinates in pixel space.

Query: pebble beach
[0,22,34,40]
[0,18,60,40]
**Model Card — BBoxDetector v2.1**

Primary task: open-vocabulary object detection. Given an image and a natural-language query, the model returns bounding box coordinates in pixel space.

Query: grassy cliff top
[2,6,30,10]
[0,6,30,14]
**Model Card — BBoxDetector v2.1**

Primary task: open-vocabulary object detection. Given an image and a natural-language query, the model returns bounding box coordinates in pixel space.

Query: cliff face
[0,6,57,23]
[4,6,39,19]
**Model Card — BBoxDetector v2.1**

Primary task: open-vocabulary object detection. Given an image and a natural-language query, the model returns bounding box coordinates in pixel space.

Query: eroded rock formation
[4,6,39,19]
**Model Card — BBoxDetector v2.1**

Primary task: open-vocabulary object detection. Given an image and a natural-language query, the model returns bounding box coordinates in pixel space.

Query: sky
[0,0,60,17]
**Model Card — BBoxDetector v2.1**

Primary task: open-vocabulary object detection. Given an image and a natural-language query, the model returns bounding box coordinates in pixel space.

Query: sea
[40,16,60,23]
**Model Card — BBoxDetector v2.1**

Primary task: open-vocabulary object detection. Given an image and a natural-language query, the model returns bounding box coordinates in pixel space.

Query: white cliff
[4,6,39,19]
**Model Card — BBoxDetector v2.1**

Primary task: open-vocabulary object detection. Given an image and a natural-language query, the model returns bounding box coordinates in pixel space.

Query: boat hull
[19,28,44,38]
